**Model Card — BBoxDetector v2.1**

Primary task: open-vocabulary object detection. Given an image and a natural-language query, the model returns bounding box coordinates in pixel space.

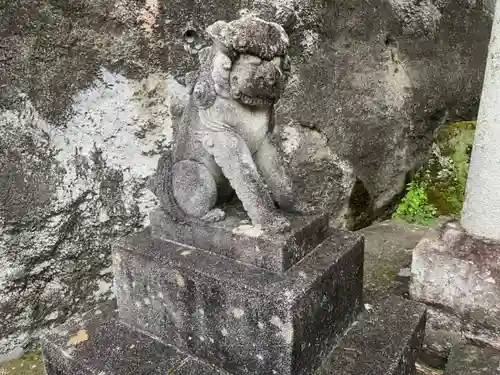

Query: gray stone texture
[355,217,449,366]
[41,297,425,375]
[150,207,329,272]
[41,303,228,375]
[113,228,364,375]
[315,295,427,375]
[444,344,500,375]
[461,0,500,241]
[152,15,306,232]
[360,217,441,302]
[411,221,500,352]
[0,0,493,353]
[418,307,468,368]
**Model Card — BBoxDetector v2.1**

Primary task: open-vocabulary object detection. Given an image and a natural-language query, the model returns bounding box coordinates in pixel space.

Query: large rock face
[0,0,492,355]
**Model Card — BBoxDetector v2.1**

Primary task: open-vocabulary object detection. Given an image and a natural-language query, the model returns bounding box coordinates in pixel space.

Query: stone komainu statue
[152,15,310,233]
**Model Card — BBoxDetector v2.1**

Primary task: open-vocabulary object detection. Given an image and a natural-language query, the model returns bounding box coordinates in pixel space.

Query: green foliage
[393,180,438,225]
[394,121,476,225]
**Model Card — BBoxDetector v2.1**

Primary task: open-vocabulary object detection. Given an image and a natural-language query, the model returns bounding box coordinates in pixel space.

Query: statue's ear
[191,46,217,109]
[192,79,217,109]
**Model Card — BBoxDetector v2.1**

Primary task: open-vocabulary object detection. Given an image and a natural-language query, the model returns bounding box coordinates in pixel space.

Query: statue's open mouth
[235,82,286,107]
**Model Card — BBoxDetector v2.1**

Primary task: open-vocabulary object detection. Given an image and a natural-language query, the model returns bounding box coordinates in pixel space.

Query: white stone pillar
[461,0,500,241]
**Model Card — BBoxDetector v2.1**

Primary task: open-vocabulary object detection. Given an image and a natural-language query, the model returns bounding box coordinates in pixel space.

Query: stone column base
[410,221,500,365]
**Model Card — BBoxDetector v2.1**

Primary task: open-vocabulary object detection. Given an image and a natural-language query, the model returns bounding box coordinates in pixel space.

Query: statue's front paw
[201,208,226,223]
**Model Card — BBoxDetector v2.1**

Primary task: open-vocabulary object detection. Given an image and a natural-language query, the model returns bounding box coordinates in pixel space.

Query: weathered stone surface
[152,15,310,232]
[0,75,182,355]
[411,221,500,350]
[0,0,492,352]
[315,295,426,375]
[274,0,492,222]
[150,207,329,272]
[419,307,467,368]
[444,344,500,375]
[360,217,440,302]
[113,228,364,375]
[357,218,448,366]
[41,303,228,375]
[41,298,425,375]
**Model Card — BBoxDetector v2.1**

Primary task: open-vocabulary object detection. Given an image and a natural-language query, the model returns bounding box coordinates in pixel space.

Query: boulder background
[0,0,493,356]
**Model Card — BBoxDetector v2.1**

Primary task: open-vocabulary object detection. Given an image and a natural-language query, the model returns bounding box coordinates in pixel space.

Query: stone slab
[359,217,440,302]
[150,207,329,273]
[315,296,427,375]
[113,227,364,375]
[411,221,500,348]
[41,304,227,375]
[418,307,467,368]
[444,344,500,375]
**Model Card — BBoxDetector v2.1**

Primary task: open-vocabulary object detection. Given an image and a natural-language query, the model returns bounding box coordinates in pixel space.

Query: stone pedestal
[114,224,362,375]
[41,303,227,375]
[411,221,500,362]
[42,297,426,375]
[149,208,330,273]
[42,207,426,375]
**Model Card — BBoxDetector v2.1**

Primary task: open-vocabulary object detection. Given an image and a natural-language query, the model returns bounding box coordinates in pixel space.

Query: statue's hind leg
[171,160,223,220]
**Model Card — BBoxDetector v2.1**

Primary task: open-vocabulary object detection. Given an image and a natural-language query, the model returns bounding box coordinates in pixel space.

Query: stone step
[315,296,426,375]
[41,304,229,375]
[444,344,500,375]
[41,296,426,375]
[112,227,364,375]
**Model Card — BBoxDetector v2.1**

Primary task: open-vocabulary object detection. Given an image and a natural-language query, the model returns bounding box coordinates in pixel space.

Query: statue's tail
[149,151,189,223]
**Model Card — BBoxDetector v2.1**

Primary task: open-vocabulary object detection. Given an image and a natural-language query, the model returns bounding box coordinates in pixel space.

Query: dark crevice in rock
[346,178,374,231]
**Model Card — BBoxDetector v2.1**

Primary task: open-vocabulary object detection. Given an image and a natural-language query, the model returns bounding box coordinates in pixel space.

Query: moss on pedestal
[0,352,44,375]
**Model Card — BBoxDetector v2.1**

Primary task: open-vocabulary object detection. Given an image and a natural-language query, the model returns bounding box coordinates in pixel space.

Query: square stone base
[41,297,426,375]
[113,227,364,375]
[410,221,500,353]
[150,208,329,273]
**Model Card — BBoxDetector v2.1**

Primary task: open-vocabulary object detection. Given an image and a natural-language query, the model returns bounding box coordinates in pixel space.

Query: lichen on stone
[395,121,476,223]
[420,121,475,217]
[0,351,44,375]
